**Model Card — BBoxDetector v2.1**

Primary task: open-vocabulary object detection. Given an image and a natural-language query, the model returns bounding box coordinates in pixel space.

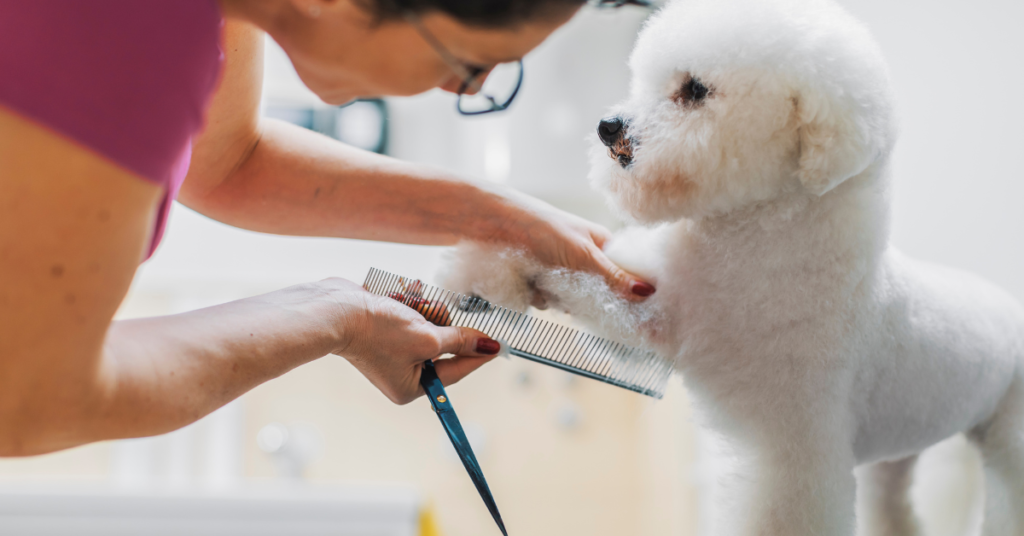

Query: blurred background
[1,0,1021,535]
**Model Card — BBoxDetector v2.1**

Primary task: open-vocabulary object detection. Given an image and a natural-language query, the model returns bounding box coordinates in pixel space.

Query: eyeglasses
[405,12,524,116]
[405,1,650,116]
[589,0,651,6]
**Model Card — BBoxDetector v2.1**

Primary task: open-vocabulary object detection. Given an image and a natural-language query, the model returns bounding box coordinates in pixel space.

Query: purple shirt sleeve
[0,0,223,257]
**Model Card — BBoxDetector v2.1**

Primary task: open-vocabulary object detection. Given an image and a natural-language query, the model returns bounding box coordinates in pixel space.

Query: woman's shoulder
[0,0,224,186]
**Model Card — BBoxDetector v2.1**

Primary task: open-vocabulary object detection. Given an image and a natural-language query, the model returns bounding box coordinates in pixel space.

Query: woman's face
[261,0,579,105]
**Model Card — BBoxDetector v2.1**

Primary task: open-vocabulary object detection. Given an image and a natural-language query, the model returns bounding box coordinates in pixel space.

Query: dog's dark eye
[674,76,710,106]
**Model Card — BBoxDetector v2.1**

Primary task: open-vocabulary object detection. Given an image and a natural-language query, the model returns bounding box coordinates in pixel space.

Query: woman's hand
[487,193,656,303]
[323,278,501,405]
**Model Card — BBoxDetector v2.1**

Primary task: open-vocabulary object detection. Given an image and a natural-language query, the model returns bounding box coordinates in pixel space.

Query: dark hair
[363,0,645,28]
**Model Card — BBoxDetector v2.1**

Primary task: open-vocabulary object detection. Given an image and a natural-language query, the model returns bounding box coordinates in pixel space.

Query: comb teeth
[363,268,673,399]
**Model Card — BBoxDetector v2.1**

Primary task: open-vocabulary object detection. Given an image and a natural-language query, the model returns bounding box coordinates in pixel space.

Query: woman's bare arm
[0,107,498,456]
[180,21,651,298]
[0,106,160,454]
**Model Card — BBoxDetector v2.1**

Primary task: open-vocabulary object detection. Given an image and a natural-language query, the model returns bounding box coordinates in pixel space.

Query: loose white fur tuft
[442,0,1024,534]
[440,242,655,348]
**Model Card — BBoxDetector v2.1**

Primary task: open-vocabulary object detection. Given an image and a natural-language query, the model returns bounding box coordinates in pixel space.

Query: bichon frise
[441,0,1024,533]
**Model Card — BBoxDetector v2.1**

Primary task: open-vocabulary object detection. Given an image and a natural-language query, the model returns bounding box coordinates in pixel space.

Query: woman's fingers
[413,299,452,326]
[428,326,501,386]
[588,246,656,300]
[432,354,500,388]
[434,326,501,357]
[387,291,453,326]
[587,222,613,250]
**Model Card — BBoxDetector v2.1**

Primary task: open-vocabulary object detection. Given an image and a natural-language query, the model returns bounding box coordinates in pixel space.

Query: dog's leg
[971,376,1024,536]
[855,456,922,536]
[739,440,858,536]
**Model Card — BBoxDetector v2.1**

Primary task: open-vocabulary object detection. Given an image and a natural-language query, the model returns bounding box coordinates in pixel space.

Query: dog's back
[848,249,1024,464]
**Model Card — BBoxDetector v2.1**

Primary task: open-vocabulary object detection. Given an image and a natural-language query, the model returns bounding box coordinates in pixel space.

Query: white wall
[838,0,1024,300]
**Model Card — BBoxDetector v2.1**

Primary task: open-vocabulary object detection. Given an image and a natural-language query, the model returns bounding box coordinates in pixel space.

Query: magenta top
[0,0,224,259]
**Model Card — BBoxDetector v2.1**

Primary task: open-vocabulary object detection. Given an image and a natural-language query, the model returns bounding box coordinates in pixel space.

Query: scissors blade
[420,360,508,536]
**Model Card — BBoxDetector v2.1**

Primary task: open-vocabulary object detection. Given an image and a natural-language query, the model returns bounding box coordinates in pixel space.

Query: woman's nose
[598,117,625,147]
[439,75,466,95]
[439,71,489,96]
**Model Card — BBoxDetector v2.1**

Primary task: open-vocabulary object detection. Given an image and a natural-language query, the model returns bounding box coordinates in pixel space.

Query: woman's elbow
[0,390,109,457]
[0,423,52,457]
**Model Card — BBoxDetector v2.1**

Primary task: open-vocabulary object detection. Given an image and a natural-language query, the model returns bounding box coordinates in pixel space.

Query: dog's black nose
[598,117,624,147]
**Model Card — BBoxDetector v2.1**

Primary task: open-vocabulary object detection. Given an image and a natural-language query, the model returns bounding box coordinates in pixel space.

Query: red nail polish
[475,338,501,355]
[631,281,656,297]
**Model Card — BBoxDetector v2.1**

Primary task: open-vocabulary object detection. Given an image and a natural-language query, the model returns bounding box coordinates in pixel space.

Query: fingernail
[631,281,656,297]
[475,338,501,355]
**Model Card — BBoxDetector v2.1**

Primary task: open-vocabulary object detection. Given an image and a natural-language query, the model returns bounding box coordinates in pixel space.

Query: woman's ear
[795,89,879,196]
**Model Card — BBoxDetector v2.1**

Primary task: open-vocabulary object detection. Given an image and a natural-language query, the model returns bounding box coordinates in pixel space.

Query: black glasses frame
[589,0,652,6]
[405,12,524,116]
[455,62,523,116]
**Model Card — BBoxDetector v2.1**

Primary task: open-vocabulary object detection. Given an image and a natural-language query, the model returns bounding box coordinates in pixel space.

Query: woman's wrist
[447,179,656,300]
[456,181,548,247]
[310,278,371,357]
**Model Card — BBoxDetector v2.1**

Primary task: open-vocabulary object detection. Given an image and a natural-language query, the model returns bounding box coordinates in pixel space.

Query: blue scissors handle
[420,360,508,536]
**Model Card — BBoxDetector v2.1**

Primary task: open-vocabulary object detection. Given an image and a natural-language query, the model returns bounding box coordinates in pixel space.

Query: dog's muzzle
[597,116,634,167]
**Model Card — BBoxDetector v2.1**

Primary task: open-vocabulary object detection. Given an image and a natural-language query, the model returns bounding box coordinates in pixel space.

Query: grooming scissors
[420,360,508,536]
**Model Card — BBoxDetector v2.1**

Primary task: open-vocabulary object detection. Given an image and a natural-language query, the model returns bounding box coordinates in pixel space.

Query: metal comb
[363,267,673,399]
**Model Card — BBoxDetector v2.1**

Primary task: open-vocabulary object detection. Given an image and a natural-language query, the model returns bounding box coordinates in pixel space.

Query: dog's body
[442,0,1024,533]
[599,179,1024,535]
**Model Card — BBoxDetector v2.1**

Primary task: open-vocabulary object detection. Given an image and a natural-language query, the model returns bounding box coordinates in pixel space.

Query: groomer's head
[231,0,594,105]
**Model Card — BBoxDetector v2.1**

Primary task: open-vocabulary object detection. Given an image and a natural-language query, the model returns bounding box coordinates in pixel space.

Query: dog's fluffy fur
[441,0,1024,533]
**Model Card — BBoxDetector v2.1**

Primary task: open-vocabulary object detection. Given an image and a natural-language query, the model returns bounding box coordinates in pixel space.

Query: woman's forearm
[180,21,528,248]
[182,118,519,246]
[10,281,350,456]
[182,117,654,300]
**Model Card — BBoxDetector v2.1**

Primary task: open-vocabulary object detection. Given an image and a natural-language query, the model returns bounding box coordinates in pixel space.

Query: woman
[0,0,653,456]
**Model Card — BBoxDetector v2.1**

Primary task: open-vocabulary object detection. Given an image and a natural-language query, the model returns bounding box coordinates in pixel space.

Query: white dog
[441,0,1024,534]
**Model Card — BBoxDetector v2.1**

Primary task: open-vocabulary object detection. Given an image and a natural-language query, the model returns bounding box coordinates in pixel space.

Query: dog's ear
[795,89,878,196]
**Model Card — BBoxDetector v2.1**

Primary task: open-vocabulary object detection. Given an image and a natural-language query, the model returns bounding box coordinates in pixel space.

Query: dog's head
[589,0,897,223]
